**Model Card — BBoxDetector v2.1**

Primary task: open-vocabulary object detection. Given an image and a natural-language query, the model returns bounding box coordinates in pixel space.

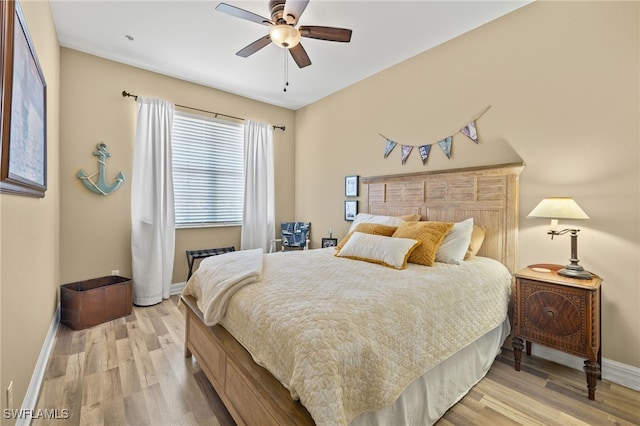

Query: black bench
[186,246,235,281]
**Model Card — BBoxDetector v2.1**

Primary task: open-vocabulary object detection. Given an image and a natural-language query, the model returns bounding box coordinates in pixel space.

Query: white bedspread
[189,248,512,426]
[181,248,263,325]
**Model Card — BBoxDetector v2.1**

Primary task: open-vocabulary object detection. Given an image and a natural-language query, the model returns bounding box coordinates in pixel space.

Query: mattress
[197,247,513,425]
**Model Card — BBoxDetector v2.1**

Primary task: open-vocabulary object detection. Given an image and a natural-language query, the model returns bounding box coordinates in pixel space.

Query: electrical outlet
[111,269,119,276]
[6,380,13,411]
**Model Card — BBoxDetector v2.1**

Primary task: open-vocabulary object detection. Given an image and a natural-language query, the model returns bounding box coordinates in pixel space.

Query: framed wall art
[321,237,338,248]
[344,200,358,221]
[1,0,47,198]
[345,175,358,197]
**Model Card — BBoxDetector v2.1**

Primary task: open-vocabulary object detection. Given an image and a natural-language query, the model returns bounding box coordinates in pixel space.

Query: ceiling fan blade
[236,35,272,58]
[283,0,309,25]
[216,3,274,26]
[289,43,311,68]
[299,26,352,43]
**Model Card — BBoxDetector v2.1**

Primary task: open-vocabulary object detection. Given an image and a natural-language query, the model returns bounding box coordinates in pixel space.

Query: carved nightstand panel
[512,265,602,400]
[519,280,595,356]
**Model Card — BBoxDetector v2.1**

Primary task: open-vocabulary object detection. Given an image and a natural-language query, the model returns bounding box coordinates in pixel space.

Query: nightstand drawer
[515,278,599,359]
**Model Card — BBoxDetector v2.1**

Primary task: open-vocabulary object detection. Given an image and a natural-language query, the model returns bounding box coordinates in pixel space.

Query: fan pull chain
[283,48,289,92]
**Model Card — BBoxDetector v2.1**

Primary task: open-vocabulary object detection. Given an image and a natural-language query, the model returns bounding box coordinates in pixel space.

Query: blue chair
[270,222,310,252]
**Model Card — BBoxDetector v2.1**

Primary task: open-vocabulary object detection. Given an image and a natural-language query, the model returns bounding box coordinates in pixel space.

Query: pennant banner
[437,137,452,159]
[401,145,413,164]
[461,121,478,144]
[379,106,490,165]
[418,145,431,165]
[384,139,397,158]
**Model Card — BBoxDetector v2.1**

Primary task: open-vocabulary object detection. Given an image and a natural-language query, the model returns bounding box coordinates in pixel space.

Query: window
[172,111,244,227]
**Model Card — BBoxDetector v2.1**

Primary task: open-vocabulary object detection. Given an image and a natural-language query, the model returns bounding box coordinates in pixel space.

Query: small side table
[186,246,235,281]
[512,264,602,400]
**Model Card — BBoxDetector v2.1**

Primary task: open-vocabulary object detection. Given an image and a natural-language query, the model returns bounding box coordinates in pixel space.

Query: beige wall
[1,1,638,416]
[0,1,60,422]
[295,1,639,367]
[58,49,296,285]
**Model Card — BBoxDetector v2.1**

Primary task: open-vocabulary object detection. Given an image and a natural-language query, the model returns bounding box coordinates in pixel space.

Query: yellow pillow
[397,213,422,221]
[336,223,398,249]
[464,225,486,260]
[335,232,422,269]
[392,221,454,266]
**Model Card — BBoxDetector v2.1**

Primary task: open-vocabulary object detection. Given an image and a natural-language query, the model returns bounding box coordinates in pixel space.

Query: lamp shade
[269,24,301,48]
[527,197,589,220]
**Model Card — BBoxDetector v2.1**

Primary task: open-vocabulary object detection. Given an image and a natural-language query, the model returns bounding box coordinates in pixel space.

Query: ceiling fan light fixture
[270,24,301,48]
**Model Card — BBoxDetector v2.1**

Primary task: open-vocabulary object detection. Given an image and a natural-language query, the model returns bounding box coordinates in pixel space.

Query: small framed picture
[344,200,358,221]
[321,238,338,248]
[345,175,359,197]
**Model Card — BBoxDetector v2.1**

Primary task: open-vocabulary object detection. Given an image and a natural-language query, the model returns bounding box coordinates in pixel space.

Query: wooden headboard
[361,162,524,273]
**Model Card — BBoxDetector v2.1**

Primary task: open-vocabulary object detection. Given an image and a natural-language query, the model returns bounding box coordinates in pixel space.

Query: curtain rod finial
[122,90,138,100]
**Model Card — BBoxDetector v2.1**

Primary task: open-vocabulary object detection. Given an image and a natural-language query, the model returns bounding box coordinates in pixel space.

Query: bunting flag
[460,120,478,144]
[401,145,413,164]
[418,145,431,165]
[384,139,397,158]
[437,137,452,159]
[378,105,491,165]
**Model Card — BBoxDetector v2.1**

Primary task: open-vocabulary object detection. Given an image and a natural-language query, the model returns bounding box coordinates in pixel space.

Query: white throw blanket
[181,248,263,325]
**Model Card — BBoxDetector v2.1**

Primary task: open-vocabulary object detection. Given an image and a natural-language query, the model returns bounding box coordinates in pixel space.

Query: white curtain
[241,120,275,251]
[131,97,175,306]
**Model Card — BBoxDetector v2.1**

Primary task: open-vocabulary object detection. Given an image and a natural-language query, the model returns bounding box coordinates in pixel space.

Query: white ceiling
[50,0,531,110]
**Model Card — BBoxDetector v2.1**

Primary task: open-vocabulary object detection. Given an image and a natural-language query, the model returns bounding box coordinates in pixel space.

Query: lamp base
[558,264,592,280]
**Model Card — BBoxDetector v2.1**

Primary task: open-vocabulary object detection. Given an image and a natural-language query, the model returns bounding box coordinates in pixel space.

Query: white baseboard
[531,345,640,391]
[18,304,61,426]
[601,358,640,391]
[171,281,186,296]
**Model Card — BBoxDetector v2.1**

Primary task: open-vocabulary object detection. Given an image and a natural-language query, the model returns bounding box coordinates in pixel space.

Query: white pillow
[435,218,474,264]
[335,232,421,269]
[348,213,406,233]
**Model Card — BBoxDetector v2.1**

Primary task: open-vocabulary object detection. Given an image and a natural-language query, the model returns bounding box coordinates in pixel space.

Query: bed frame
[181,162,524,425]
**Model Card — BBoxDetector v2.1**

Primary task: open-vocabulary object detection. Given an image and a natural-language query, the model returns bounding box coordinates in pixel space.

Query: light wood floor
[34,296,640,425]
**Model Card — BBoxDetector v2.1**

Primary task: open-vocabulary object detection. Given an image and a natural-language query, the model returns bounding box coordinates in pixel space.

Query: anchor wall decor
[77,143,125,195]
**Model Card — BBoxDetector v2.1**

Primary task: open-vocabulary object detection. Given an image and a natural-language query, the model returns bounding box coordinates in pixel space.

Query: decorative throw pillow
[336,223,398,250]
[464,225,486,260]
[335,232,422,270]
[396,213,422,222]
[435,218,474,264]
[392,221,454,266]
[348,213,406,233]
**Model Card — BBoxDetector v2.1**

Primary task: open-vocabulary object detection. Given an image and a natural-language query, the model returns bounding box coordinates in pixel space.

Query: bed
[181,162,524,426]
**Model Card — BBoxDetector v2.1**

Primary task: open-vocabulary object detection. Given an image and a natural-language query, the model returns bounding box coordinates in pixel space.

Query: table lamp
[527,197,592,279]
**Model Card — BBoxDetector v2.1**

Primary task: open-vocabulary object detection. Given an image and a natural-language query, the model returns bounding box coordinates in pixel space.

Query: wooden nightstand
[512,264,602,400]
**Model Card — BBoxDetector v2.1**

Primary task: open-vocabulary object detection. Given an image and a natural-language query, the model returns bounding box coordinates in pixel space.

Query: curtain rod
[121,90,285,131]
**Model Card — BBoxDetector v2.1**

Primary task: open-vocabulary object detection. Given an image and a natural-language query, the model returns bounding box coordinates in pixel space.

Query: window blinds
[172,111,244,227]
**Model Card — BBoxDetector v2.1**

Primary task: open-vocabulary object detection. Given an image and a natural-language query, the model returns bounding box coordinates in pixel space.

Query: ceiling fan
[216,0,352,68]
